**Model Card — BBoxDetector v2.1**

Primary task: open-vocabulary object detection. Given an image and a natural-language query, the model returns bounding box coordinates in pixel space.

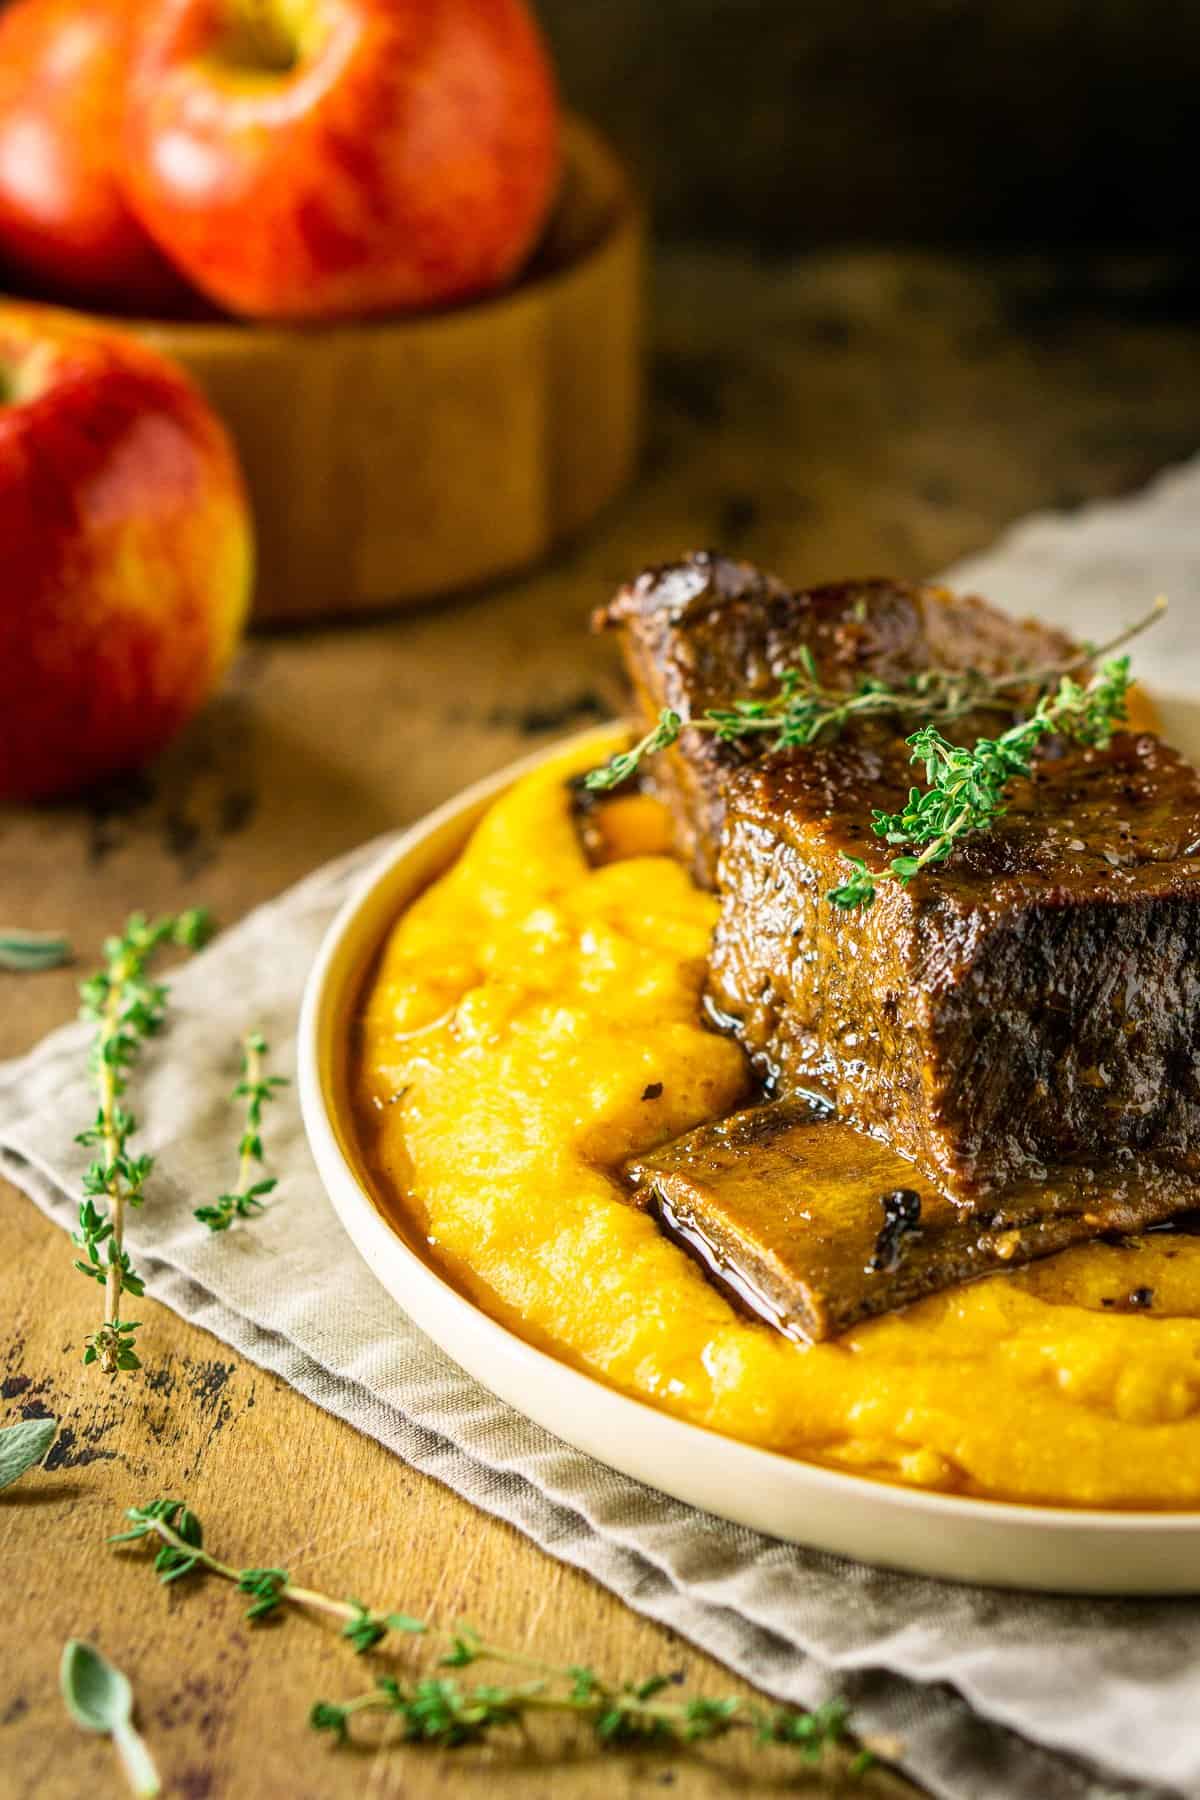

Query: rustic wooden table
[3,251,1198,1800]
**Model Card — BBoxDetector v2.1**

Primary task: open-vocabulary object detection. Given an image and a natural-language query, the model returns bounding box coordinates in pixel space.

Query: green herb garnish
[827,653,1135,908]
[112,1498,872,1775]
[194,1032,287,1232]
[312,1656,861,1768]
[0,929,72,972]
[74,911,211,1376]
[585,599,1162,796]
[60,1639,160,1799]
[111,1499,423,1644]
[0,1415,57,1491]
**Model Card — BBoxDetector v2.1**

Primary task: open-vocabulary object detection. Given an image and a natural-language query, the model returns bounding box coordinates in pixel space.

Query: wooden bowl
[90,117,641,624]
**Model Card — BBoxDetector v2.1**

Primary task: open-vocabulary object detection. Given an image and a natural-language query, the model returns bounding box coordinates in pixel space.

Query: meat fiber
[599,553,1200,1206]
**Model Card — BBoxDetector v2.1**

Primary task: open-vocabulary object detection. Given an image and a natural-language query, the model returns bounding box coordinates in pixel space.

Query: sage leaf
[0,929,72,972]
[60,1640,160,1799]
[0,1415,56,1491]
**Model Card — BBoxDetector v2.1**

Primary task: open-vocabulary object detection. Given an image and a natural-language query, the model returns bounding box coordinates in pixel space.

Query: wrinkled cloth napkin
[6,459,1200,1800]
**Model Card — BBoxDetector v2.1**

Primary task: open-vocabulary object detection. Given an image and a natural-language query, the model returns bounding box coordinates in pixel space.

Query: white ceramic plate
[298,725,1200,1595]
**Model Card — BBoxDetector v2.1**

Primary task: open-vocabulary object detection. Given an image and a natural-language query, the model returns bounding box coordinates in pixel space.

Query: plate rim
[297,725,1200,1590]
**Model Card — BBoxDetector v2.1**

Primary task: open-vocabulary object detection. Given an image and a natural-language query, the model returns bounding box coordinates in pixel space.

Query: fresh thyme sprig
[111,1500,425,1647]
[827,654,1134,908]
[112,1499,871,1775]
[74,911,211,1376]
[311,1647,861,1769]
[194,1032,287,1232]
[584,597,1164,792]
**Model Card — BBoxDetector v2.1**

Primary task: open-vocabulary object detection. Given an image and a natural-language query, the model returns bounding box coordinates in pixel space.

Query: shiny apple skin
[0,0,192,315]
[124,0,562,322]
[0,306,253,801]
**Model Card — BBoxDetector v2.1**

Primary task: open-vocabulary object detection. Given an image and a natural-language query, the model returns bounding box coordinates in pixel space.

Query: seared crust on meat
[595,550,1076,887]
[600,553,1200,1207]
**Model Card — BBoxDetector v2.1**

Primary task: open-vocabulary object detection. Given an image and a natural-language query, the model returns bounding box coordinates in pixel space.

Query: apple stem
[229,1,299,74]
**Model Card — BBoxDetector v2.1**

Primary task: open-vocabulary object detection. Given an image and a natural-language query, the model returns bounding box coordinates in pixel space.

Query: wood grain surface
[3,249,1199,1800]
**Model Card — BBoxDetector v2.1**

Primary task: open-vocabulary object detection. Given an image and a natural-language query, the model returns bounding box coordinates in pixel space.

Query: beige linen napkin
[6,460,1200,1800]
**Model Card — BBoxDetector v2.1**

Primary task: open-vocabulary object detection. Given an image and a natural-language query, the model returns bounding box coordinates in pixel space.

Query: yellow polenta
[355,741,1200,1509]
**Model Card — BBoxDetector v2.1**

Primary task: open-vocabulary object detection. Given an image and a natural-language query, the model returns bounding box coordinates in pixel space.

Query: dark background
[540,0,1196,247]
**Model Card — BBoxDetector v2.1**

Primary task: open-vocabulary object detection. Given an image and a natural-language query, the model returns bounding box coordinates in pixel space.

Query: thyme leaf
[585,599,1162,795]
[827,653,1135,908]
[311,1665,861,1766]
[194,1032,288,1232]
[584,599,1163,913]
[111,1498,419,1644]
[75,910,211,1376]
[111,1497,874,1775]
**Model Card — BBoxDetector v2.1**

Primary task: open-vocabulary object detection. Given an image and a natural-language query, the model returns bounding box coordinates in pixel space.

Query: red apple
[0,0,192,314]
[123,0,562,322]
[0,305,253,801]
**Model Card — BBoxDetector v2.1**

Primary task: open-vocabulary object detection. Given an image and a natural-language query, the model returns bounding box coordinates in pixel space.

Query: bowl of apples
[0,0,642,624]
